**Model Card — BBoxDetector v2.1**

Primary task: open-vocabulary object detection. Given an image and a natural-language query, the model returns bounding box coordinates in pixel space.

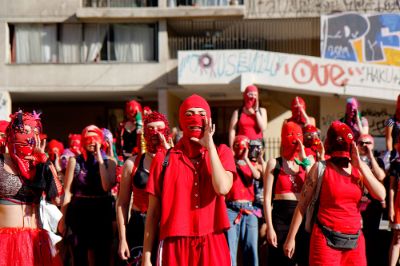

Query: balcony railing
[168,0,243,6]
[82,0,158,7]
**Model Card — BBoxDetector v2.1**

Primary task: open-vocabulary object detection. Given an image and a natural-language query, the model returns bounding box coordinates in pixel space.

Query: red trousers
[309,224,366,266]
[158,232,231,266]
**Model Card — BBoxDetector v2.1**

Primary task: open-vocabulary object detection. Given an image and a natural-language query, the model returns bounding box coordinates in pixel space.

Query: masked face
[281,122,303,160]
[49,147,60,161]
[144,121,167,153]
[181,108,207,139]
[291,97,306,123]
[243,85,258,109]
[68,134,81,155]
[82,133,102,152]
[325,121,354,159]
[233,135,249,159]
[125,100,142,122]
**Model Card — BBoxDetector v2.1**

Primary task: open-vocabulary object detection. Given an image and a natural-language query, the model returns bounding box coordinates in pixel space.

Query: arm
[367,150,386,182]
[284,163,319,258]
[228,109,239,149]
[389,175,396,223]
[142,195,161,266]
[58,157,76,235]
[96,143,117,191]
[359,116,369,135]
[386,125,393,152]
[116,157,135,260]
[263,158,278,247]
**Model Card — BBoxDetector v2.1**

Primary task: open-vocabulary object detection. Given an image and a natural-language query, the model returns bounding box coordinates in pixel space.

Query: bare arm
[228,109,239,149]
[386,125,393,152]
[263,158,277,247]
[389,175,396,223]
[368,151,386,182]
[58,157,76,235]
[142,195,161,266]
[116,157,135,260]
[96,143,116,191]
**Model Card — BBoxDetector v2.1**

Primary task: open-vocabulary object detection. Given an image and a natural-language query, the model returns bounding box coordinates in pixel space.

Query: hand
[243,147,249,160]
[158,132,171,150]
[297,139,307,161]
[266,227,278,248]
[94,142,104,163]
[142,260,152,266]
[118,240,130,261]
[190,117,215,150]
[316,140,325,160]
[284,238,296,259]
[350,142,362,169]
[25,135,47,161]
[389,206,395,223]
[254,97,259,110]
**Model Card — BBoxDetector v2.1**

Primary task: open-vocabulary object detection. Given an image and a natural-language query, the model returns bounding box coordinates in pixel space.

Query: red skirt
[0,227,62,266]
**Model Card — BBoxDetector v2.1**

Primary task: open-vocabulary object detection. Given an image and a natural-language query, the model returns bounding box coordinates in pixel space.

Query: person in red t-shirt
[226,135,262,266]
[143,94,236,266]
[284,121,385,266]
[229,85,267,161]
[116,111,170,265]
[285,96,316,130]
[303,124,324,161]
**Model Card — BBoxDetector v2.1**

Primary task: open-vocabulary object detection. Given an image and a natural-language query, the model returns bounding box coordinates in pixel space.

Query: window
[9,23,157,64]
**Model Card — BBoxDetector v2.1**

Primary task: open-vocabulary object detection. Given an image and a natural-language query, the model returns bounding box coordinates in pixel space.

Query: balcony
[82,0,243,7]
[82,0,158,7]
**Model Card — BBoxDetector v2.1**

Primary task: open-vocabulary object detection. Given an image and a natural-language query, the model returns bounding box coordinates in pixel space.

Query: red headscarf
[6,111,47,180]
[143,111,170,154]
[47,139,65,162]
[178,94,211,158]
[243,85,258,109]
[233,135,249,159]
[303,124,321,152]
[281,121,303,160]
[68,134,81,156]
[81,125,104,161]
[290,96,307,124]
[0,120,9,154]
[125,100,143,122]
[325,121,354,158]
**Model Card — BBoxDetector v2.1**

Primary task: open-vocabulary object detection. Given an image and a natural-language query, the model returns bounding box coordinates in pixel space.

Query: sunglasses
[358,141,372,145]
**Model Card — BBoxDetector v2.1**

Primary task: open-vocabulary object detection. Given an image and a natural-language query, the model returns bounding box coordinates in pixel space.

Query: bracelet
[294,157,312,168]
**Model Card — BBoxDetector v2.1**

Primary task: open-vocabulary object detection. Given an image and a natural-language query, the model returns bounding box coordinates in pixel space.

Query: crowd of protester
[1,87,400,266]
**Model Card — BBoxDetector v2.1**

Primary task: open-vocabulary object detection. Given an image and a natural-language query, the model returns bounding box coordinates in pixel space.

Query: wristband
[294,157,311,168]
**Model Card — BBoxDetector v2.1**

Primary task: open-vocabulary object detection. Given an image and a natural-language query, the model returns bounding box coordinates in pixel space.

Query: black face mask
[330,157,350,168]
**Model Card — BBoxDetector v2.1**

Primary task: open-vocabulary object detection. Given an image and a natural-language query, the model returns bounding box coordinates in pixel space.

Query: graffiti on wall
[247,0,400,18]
[321,13,400,66]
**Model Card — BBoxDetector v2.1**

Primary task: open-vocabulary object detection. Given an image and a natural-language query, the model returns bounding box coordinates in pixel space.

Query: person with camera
[264,121,315,266]
[340,97,369,141]
[59,125,116,266]
[225,135,263,266]
[229,85,267,161]
[283,121,385,266]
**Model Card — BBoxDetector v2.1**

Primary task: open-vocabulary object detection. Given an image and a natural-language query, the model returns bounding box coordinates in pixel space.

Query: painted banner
[178,50,400,101]
[321,13,400,66]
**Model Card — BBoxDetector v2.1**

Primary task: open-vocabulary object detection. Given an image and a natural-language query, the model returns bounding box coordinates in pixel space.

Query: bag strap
[312,161,326,208]
[235,107,243,135]
[271,157,282,199]
[130,154,142,179]
[236,166,255,198]
[160,149,172,187]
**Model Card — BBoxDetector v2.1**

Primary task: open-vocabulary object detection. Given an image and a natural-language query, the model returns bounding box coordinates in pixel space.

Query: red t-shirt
[274,164,306,194]
[146,142,236,240]
[237,111,262,140]
[317,161,363,234]
[226,163,255,202]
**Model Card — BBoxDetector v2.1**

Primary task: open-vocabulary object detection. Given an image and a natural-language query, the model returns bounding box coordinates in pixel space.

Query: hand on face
[190,116,215,149]
[350,141,362,169]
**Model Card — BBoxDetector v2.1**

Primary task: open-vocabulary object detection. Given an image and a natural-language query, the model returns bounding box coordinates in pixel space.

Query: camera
[248,139,263,160]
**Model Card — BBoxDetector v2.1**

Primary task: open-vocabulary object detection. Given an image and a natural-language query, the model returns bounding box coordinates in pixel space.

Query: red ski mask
[0,120,9,154]
[6,111,47,180]
[68,134,81,156]
[325,121,354,159]
[243,85,258,109]
[125,100,143,122]
[290,96,307,124]
[179,94,211,158]
[303,124,321,152]
[233,135,250,159]
[47,139,64,162]
[345,97,359,124]
[281,122,303,160]
[143,111,170,154]
[81,125,104,161]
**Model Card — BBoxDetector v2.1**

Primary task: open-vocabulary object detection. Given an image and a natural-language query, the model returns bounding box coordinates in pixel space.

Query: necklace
[288,174,299,193]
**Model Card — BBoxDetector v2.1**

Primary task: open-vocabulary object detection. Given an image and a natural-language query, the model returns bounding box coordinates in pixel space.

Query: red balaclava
[6,111,47,180]
[281,121,303,160]
[290,96,307,124]
[325,121,354,162]
[81,125,104,161]
[125,100,143,122]
[303,124,321,152]
[179,94,211,158]
[143,111,170,154]
[68,134,81,156]
[345,97,359,124]
[395,94,400,120]
[233,135,250,160]
[47,139,64,162]
[0,120,9,153]
[243,85,258,109]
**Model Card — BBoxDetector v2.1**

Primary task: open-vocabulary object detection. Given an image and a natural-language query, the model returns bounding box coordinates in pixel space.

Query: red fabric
[243,85,258,109]
[143,111,170,154]
[68,134,81,156]
[226,163,255,202]
[325,121,354,158]
[309,223,366,266]
[132,185,149,213]
[125,100,142,121]
[47,139,64,162]
[146,143,236,240]
[0,227,62,266]
[158,232,231,266]
[281,122,303,160]
[232,135,249,159]
[0,120,8,154]
[0,120,9,133]
[237,112,262,140]
[6,111,44,180]
[81,125,104,161]
[289,96,307,124]
[274,162,306,194]
[317,161,363,233]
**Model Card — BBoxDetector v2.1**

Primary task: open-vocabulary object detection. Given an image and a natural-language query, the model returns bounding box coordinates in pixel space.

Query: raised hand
[158,132,171,150]
[190,117,215,150]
